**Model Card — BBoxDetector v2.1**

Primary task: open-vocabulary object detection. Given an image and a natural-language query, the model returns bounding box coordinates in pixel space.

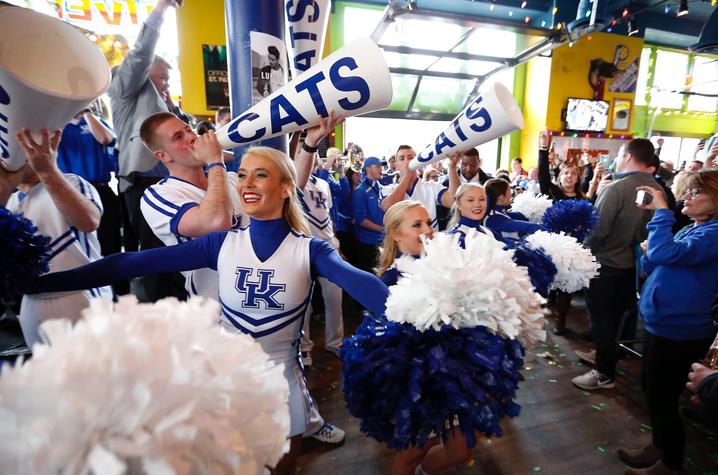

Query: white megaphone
[216,37,392,149]
[409,82,525,171]
[0,7,110,171]
[285,0,331,78]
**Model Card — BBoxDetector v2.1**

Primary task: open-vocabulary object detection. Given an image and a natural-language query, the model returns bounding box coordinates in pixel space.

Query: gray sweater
[108,10,169,189]
[585,171,662,269]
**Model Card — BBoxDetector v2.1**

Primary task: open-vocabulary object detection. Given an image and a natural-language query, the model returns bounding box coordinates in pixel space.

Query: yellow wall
[518,56,550,168]
[176,0,226,118]
[546,32,644,136]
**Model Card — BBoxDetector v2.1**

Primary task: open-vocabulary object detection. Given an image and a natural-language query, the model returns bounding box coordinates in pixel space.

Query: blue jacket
[57,117,117,183]
[352,179,385,245]
[640,209,718,340]
[484,205,543,242]
[317,170,353,233]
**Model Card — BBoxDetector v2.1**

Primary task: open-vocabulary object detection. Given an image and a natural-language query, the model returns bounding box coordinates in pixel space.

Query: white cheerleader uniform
[299,176,344,354]
[7,174,112,346]
[216,226,319,437]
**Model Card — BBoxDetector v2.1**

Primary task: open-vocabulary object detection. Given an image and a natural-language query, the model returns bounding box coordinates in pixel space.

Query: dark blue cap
[363,156,382,170]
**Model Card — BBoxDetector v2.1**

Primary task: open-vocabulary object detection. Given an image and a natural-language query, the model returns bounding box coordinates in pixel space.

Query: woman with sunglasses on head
[376,200,473,475]
[28,145,389,475]
[619,170,718,475]
[536,130,594,334]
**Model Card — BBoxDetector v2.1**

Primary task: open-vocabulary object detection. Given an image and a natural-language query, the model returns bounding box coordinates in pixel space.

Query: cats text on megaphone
[226,57,368,144]
[409,82,524,171]
[415,95,493,164]
[218,37,392,148]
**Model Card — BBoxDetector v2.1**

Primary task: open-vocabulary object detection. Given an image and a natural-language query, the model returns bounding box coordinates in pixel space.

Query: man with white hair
[108,0,189,302]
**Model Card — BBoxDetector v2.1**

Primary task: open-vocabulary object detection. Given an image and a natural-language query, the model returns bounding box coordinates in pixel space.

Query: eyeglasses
[683,188,702,198]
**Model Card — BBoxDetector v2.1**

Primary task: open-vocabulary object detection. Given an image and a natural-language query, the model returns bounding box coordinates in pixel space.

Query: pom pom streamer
[342,231,547,451]
[0,296,290,475]
[0,206,51,302]
[510,193,553,224]
[342,319,524,450]
[508,241,558,297]
[525,231,600,293]
[388,230,546,346]
[541,199,598,242]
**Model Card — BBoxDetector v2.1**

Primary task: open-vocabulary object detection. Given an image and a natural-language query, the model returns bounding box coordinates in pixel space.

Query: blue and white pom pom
[0,297,290,475]
[508,240,558,297]
[389,230,546,343]
[524,231,600,293]
[0,206,51,302]
[342,231,546,450]
[541,199,599,242]
[510,193,553,224]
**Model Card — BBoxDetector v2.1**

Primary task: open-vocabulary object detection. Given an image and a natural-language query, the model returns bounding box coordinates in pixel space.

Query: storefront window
[687,56,718,112]
[651,50,689,110]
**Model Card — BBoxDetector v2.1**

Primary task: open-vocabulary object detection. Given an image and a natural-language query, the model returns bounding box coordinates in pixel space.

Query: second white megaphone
[409,82,525,171]
[0,7,110,171]
[216,37,392,149]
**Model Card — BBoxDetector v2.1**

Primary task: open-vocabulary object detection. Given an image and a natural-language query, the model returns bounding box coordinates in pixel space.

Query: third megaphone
[285,0,331,78]
[409,82,524,171]
[216,37,392,149]
[0,7,110,171]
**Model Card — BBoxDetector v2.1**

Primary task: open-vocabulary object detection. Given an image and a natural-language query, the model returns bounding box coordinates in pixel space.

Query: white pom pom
[0,296,290,475]
[388,230,547,345]
[525,231,601,293]
[510,193,553,224]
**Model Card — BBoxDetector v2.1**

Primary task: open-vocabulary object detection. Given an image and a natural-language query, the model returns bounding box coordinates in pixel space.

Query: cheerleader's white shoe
[307,422,345,444]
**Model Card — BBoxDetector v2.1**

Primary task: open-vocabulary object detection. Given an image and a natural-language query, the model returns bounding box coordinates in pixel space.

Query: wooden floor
[297,297,718,475]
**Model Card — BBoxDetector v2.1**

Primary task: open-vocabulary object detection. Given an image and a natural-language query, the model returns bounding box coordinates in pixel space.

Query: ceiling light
[627,18,639,36]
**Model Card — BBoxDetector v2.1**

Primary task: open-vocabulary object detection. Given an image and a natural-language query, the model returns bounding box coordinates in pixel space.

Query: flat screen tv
[565,98,609,132]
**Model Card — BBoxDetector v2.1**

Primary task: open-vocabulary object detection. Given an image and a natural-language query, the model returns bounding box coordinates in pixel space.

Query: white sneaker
[307,422,345,444]
[324,346,341,358]
[414,465,429,475]
[571,369,615,390]
[301,351,313,367]
[575,349,596,365]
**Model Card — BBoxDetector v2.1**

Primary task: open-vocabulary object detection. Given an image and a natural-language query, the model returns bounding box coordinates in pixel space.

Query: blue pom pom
[0,206,51,302]
[541,199,598,242]
[341,316,524,450]
[508,240,558,297]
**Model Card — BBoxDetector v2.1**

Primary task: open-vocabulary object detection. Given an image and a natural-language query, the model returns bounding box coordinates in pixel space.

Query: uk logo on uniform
[309,190,327,209]
[234,267,286,310]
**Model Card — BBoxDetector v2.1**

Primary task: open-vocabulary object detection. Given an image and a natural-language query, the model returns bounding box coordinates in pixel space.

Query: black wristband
[302,141,318,153]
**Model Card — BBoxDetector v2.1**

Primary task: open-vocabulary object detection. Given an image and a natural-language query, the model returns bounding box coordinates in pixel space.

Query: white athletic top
[381,177,447,230]
[7,174,111,299]
[452,223,494,237]
[140,174,244,300]
[216,227,313,361]
[300,175,339,248]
